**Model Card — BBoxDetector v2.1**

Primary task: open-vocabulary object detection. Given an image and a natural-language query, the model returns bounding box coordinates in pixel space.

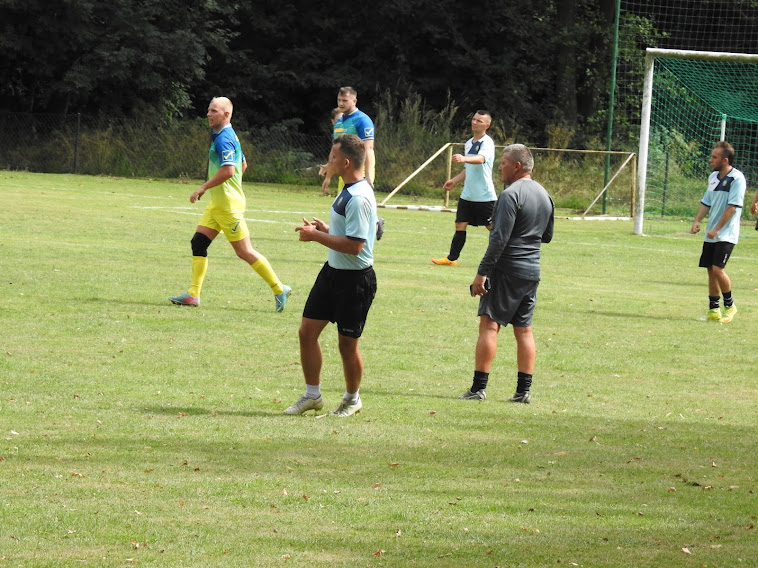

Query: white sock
[343,390,360,403]
[305,384,321,399]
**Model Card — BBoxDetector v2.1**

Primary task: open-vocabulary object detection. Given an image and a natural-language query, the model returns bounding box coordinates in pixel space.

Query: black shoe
[507,391,530,404]
[376,217,385,240]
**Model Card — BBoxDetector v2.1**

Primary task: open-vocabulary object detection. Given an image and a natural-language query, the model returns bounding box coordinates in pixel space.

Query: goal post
[381,144,637,217]
[635,48,758,234]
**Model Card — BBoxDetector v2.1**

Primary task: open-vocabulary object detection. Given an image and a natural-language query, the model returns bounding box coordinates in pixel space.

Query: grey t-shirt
[477,178,554,281]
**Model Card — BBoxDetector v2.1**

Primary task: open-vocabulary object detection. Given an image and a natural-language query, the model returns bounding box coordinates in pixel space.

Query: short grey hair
[503,144,533,172]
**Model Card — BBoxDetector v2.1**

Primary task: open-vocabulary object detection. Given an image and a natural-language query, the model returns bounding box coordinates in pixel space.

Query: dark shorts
[303,263,377,338]
[699,241,735,268]
[456,198,496,227]
[478,271,539,328]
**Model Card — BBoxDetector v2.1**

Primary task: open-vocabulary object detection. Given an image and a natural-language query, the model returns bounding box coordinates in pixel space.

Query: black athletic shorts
[478,271,539,328]
[699,241,735,268]
[456,198,496,227]
[303,263,377,338]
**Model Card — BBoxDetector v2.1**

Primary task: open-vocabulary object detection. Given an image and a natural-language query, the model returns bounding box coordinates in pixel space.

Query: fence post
[73,113,81,174]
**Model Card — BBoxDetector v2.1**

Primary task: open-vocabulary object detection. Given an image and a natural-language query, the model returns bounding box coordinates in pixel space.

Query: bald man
[170,97,291,311]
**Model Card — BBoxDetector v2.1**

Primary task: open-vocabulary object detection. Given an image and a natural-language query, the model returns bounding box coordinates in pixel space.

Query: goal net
[635,48,758,234]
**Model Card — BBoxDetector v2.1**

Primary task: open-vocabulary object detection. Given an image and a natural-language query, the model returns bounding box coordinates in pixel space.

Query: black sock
[723,291,733,307]
[709,296,720,310]
[448,230,466,261]
[517,372,533,393]
[471,370,489,392]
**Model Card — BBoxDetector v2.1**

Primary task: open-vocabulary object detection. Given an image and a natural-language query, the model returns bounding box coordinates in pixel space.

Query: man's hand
[190,187,206,203]
[296,217,328,241]
[706,227,719,239]
[690,220,701,234]
[443,179,455,191]
[470,274,489,297]
[452,153,465,164]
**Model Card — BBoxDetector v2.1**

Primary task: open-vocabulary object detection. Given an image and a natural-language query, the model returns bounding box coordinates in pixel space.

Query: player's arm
[691,203,710,234]
[191,164,235,203]
[297,222,364,254]
[443,169,466,191]
[363,139,375,187]
[750,190,758,215]
[242,158,248,175]
[707,205,738,239]
[453,153,485,165]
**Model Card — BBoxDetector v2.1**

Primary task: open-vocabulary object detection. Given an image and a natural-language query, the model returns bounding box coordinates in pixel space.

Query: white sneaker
[283,395,323,415]
[331,398,362,417]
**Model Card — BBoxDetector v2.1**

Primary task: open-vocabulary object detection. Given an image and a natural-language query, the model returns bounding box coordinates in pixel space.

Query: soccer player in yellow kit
[169,97,291,311]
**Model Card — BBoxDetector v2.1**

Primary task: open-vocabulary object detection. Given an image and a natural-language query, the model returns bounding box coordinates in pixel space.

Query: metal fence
[0,112,449,195]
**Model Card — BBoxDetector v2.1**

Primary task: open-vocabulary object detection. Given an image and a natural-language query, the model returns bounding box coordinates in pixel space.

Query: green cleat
[720,304,737,323]
[705,307,722,321]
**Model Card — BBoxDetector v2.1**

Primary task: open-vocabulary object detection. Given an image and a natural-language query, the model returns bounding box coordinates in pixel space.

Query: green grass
[1,171,757,567]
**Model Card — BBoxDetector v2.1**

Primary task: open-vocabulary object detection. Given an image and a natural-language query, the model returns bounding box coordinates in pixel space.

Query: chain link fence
[0,112,451,197]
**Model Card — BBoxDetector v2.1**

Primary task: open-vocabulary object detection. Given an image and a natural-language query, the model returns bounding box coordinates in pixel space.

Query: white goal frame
[635,47,758,234]
[381,144,636,216]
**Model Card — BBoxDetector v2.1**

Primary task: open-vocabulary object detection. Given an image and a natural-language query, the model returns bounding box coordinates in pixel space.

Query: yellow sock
[251,257,283,294]
[188,256,208,298]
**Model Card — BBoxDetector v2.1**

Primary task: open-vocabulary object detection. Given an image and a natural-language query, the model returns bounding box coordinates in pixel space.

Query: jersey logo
[363,127,374,138]
[230,221,240,233]
[469,140,482,155]
[222,150,234,161]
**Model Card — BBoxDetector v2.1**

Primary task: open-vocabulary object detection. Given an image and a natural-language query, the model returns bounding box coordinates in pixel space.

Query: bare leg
[513,326,535,375]
[475,315,500,372]
[338,334,363,394]
[298,318,329,386]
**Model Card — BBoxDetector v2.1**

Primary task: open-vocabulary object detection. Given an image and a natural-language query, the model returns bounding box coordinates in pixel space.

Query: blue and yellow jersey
[333,109,375,141]
[208,124,246,212]
[333,109,376,184]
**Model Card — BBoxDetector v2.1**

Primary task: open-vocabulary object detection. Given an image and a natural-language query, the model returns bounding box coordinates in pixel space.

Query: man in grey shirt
[461,144,554,403]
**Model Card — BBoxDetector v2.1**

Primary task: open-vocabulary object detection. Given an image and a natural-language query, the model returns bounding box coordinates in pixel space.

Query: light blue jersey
[460,134,496,202]
[702,167,746,244]
[328,179,377,270]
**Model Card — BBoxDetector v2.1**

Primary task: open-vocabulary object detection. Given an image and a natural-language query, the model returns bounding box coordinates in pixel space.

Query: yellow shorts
[198,207,250,242]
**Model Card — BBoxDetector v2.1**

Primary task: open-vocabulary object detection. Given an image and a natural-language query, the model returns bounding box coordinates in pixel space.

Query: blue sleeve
[215,131,238,167]
[357,115,375,141]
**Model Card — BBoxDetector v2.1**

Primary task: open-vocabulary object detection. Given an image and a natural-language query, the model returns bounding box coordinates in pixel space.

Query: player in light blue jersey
[691,141,747,323]
[432,111,497,266]
[285,135,378,418]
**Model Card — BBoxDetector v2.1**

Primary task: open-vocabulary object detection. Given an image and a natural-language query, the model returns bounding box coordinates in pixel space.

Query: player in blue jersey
[691,141,747,323]
[322,87,375,192]
[285,135,378,417]
[432,111,497,266]
[169,97,291,311]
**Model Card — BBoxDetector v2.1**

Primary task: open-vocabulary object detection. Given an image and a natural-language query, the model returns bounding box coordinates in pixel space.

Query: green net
[643,56,758,232]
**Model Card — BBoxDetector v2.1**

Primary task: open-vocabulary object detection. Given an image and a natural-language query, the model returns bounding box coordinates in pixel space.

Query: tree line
[2,0,756,147]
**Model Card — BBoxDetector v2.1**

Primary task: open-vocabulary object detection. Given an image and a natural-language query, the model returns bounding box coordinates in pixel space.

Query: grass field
[1,171,757,568]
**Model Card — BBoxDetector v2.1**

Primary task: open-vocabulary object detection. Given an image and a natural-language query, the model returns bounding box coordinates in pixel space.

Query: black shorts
[456,198,496,227]
[303,263,377,338]
[478,271,539,328]
[699,241,735,268]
